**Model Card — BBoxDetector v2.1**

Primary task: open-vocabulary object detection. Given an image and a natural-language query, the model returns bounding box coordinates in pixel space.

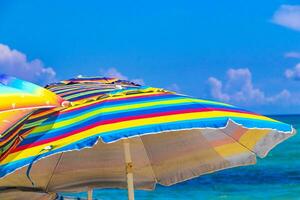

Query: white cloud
[0,44,56,85]
[268,89,291,102]
[284,51,300,58]
[272,5,300,31]
[208,77,229,101]
[285,63,300,80]
[100,67,128,80]
[208,68,291,105]
[100,67,145,85]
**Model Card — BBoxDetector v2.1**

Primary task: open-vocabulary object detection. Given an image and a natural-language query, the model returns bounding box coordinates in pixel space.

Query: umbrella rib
[45,152,64,192]
[139,136,158,185]
[219,127,257,155]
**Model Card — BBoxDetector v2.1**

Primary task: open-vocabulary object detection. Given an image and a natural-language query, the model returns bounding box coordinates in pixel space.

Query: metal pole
[123,139,135,200]
[88,187,93,200]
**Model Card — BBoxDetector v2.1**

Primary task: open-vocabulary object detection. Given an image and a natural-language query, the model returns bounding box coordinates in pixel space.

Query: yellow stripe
[28,98,192,133]
[1,111,275,165]
[29,101,276,135]
[25,91,167,130]
[27,92,276,135]
[238,129,270,150]
[214,142,249,157]
[0,95,58,106]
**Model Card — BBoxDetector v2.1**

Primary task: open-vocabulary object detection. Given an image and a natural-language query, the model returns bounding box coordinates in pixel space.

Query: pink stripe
[63,92,170,113]
[13,108,256,152]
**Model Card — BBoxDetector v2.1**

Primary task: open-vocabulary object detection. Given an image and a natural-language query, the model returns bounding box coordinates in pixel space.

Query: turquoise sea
[60,115,300,200]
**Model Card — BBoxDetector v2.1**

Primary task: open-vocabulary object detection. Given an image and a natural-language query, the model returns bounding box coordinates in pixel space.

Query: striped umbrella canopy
[0,75,296,200]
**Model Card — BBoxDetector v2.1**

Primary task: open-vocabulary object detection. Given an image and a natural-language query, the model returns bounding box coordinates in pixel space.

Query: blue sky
[1,0,300,114]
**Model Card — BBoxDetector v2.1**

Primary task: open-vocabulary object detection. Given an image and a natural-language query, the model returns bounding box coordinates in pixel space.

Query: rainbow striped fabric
[0,76,294,178]
[0,74,64,111]
[0,75,65,164]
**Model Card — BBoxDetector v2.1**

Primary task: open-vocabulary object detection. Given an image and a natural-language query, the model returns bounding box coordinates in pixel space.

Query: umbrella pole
[88,187,93,200]
[123,139,135,200]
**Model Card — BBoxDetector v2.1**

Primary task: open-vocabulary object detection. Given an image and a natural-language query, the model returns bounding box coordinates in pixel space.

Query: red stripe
[13,108,256,152]
[29,92,169,119]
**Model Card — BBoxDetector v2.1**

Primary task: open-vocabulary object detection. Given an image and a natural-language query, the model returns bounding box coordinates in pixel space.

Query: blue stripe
[20,108,292,147]
[0,137,98,178]
[22,100,248,143]
[21,103,214,143]
[25,94,245,127]
[25,94,180,125]
[0,117,292,178]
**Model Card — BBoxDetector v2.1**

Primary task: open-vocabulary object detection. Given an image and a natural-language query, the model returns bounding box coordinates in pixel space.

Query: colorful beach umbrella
[0,75,296,200]
[0,75,66,168]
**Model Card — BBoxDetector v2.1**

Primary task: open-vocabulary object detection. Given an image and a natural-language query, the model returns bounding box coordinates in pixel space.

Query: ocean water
[60,115,300,200]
